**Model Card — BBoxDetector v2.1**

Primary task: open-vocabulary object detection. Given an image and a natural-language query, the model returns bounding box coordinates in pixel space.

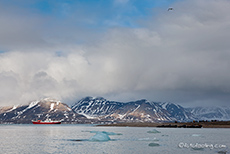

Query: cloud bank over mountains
[0,0,230,106]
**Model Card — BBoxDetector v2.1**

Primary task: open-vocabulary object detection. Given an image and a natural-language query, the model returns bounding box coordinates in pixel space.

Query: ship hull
[32,121,61,124]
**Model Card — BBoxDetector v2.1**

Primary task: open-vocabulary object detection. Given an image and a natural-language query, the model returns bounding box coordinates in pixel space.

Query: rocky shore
[97,121,230,128]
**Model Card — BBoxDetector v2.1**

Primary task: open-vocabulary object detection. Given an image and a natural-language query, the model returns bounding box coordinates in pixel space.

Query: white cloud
[0,0,230,106]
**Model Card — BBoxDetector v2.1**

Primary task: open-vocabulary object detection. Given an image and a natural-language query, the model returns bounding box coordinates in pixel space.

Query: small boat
[32,119,61,124]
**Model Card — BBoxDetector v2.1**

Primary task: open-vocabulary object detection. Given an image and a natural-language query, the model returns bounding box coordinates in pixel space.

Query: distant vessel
[32,119,61,124]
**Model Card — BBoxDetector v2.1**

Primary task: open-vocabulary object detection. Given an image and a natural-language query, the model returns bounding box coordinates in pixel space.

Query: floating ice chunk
[147,129,161,133]
[161,135,169,137]
[88,132,111,142]
[138,138,159,141]
[69,139,88,142]
[89,131,122,135]
[218,150,227,154]
[102,131,122,135]
[138,138,150,141]
[148,143,160,147]
[191,134,201,137]
[79,131,122,142]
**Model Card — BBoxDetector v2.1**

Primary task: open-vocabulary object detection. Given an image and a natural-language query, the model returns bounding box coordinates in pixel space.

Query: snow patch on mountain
[188,106,230,120]
[6,105,19,113]
[28,100,39,109]
[50,103,55,111]
[0,98,87,124]
[71,97,196,122]
[1,96,230,124]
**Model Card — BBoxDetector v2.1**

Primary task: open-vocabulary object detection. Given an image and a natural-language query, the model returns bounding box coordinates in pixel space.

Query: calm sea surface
[0,124,229,154]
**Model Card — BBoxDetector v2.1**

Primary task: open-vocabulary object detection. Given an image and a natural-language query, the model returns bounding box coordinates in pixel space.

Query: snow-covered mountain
[0,96,229,124]
[188,106,230,121]
[0,98,86,124]
[71,97,123,118]
[71,97,195,122]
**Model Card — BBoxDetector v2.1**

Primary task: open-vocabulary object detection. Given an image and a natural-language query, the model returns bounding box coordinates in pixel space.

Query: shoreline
[97,121,230,128]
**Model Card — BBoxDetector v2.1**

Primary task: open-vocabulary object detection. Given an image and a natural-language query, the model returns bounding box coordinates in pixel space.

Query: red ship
[32,119,61,124]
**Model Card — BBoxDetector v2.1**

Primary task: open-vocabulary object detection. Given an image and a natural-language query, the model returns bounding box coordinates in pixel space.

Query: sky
[0,0,230,107]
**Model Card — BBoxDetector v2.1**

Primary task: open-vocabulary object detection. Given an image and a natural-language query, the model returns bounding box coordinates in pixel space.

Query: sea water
[0,124,229,154]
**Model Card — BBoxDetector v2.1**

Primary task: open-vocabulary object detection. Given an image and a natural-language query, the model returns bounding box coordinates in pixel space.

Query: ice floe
[148,143,160,147]
[191,134,201,137]
[218,150,227,154]
[147,129,161,133]
[161,134,168,137]
[73,131,122,142]
[89,131,122,135]
[88,132,111,142]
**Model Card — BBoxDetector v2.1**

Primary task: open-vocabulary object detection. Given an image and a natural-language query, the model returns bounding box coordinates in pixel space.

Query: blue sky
[0,0,181,53]
[4,0,179,28]
[0,0,230,107]
[31,0,176,18]
[0,0,178,51]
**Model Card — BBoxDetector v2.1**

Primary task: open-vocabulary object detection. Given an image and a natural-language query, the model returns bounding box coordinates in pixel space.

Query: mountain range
[0,97,229,124]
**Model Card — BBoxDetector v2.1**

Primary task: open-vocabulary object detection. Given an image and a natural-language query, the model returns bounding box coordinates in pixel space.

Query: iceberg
[90,131,122,135]
[147,129,161,133]
[73,131,122,142]
[88,132,111,142]
[191,134,201,137]
[217,150,227,154]
[161,135,168,137]
[148,143,160,147]
[138,138,159,141]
